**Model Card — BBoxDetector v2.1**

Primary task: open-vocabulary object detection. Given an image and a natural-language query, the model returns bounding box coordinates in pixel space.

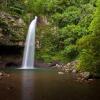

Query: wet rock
[0,72,11,79]
[55,64,64,71]
[58,72,64,75]
[55,60,78,73]
[56,64,61,68]
[5,73,10,77]
[80,72,90,79]
[67,63,70,66]
[63,65,67,68]
[65,69,70,72]
[72,69,77,73]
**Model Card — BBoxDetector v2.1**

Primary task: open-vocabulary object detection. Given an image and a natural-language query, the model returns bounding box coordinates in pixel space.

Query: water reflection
[21,70,34,100]
[19,69,100,100]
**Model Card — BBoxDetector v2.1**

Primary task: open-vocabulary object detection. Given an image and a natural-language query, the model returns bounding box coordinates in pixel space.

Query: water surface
[0,68,100,100]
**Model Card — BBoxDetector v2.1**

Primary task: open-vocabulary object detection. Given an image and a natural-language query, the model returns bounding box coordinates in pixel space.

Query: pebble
[0,72,3,76]
[88,79,94,81]
[72,69,77,73]
[65,69,69,72]
[58,72,64,75]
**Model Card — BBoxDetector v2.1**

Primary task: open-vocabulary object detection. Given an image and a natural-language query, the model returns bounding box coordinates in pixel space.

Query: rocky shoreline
[53,61,100,82]
[0,60,100,83]
[0,72,10,80]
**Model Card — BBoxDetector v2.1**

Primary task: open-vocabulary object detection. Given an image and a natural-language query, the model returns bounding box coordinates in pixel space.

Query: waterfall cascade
[21,16,37,69]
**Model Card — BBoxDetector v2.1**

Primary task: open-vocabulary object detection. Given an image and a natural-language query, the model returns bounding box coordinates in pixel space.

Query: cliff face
[0,11,26,45]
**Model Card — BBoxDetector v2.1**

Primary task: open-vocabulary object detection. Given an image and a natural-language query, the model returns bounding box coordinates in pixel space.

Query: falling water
[21,16,37,69]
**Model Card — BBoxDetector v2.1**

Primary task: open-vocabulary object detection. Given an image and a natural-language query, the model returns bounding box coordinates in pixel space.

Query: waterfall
[21,16,37,69]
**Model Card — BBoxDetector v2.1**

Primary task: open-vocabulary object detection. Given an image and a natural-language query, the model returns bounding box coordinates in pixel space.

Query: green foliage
[0,0,26,15]
[77,49,96,72]
[77,0,100,73]
[77,35,94,51]
[26,0,48,15]
[0,0,98,68]
[34,0,96,63]
[89,0,100,35]
[51,6,81,27]
[77,34,100,73]
[63,45,78,61]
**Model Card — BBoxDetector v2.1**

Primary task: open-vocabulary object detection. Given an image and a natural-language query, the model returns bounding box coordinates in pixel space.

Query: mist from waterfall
[22,16,37,69]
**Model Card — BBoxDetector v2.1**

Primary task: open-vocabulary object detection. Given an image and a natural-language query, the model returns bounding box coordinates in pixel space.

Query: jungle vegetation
[0,0,100,73]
